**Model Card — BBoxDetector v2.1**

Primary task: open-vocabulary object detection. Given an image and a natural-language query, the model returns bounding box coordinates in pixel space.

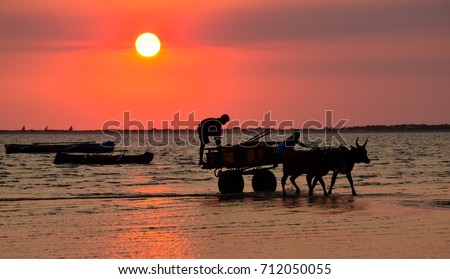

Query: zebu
[281,138,371,196]
[322,138,371,196]
[280,148,332,196]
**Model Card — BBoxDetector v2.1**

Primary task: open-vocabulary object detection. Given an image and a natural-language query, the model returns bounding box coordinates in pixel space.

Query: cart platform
[202,142,279,170]
[200,130,281,194]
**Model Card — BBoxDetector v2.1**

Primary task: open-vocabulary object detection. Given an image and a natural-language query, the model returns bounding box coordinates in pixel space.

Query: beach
[1,184,449,258]
[0,131,449,258]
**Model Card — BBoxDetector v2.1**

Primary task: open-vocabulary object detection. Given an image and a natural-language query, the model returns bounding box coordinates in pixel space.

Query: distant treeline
[338,124,450,132]
[1,124,449,133]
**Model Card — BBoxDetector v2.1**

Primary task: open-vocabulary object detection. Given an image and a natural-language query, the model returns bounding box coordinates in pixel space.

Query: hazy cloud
[0,11,99,51]
[195,0,450,45]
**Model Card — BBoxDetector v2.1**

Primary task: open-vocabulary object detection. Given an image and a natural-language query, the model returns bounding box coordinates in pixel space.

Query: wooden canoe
[53,151,154,165]
[4,141,115,154]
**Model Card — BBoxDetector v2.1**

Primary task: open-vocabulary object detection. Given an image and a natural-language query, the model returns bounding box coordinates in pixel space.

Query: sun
[135,33,161,57]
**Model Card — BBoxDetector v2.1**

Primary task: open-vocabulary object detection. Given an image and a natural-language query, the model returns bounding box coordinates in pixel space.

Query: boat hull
[54,151,154,165]
[4,141,115,154]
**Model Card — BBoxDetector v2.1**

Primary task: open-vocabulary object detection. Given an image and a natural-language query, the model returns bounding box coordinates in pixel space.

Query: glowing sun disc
[135,33,161,57]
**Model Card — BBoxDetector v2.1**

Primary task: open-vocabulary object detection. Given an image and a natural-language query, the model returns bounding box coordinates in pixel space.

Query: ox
[280,149,332,196]
[281,138,371,196]
[309,138,370,196]
[322,138,371,196]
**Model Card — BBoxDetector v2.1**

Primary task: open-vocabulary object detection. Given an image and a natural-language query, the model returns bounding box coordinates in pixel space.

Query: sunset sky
[1,0,449,130]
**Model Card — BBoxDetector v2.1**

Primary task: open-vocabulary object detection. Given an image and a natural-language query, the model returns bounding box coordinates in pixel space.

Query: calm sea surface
[0,131,449,258]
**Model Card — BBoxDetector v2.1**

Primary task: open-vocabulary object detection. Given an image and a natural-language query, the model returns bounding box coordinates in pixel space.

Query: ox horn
[363,138,368,147]
[356,137,360,147]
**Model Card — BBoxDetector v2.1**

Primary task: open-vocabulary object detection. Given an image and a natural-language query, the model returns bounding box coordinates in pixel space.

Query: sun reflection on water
[105,198,201,258]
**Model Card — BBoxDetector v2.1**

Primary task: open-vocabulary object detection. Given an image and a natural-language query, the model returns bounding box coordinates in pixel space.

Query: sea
[0,131,449,258]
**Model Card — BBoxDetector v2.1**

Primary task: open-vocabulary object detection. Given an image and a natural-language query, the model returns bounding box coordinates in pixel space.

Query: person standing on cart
[197,114,230,165]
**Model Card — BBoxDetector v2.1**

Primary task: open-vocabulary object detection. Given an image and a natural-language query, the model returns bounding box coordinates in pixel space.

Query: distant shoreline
[1,124,449,133]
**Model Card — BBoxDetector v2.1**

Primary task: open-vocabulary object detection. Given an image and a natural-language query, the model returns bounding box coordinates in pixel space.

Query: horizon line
[0,123,449,132]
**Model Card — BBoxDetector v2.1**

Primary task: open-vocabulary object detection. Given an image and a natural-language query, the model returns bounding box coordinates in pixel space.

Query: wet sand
[1,183,448,259]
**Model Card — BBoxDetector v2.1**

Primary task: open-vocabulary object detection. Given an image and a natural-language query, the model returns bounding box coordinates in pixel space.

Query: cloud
[0,11,99,51]
[194,0,450,45]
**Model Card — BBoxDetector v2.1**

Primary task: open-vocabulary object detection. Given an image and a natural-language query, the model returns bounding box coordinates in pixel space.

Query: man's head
[219,114,230,124]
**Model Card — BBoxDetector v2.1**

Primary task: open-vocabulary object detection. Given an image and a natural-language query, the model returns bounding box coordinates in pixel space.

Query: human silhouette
[275,131,307,156]
[197,114,230,165]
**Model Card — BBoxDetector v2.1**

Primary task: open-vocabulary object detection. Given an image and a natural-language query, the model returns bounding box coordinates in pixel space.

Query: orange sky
[0,0,449,130]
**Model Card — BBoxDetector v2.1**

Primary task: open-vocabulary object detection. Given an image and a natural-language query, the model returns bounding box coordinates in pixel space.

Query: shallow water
[0,131,449,258]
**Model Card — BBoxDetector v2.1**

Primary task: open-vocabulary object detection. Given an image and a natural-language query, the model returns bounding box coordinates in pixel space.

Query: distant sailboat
[22,126,25,131]
[44,126,48,131]
[68,126,73,132]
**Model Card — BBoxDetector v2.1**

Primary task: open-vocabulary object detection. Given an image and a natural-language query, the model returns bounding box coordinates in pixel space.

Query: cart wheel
[252,169,277,192]
[218,170,244,194]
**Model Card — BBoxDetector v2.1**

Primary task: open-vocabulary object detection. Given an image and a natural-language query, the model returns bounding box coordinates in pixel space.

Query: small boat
[53,151,154,165]
[4,141,115,154]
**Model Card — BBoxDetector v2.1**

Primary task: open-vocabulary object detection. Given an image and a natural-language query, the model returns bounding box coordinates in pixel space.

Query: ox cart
[201,130,280,194]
